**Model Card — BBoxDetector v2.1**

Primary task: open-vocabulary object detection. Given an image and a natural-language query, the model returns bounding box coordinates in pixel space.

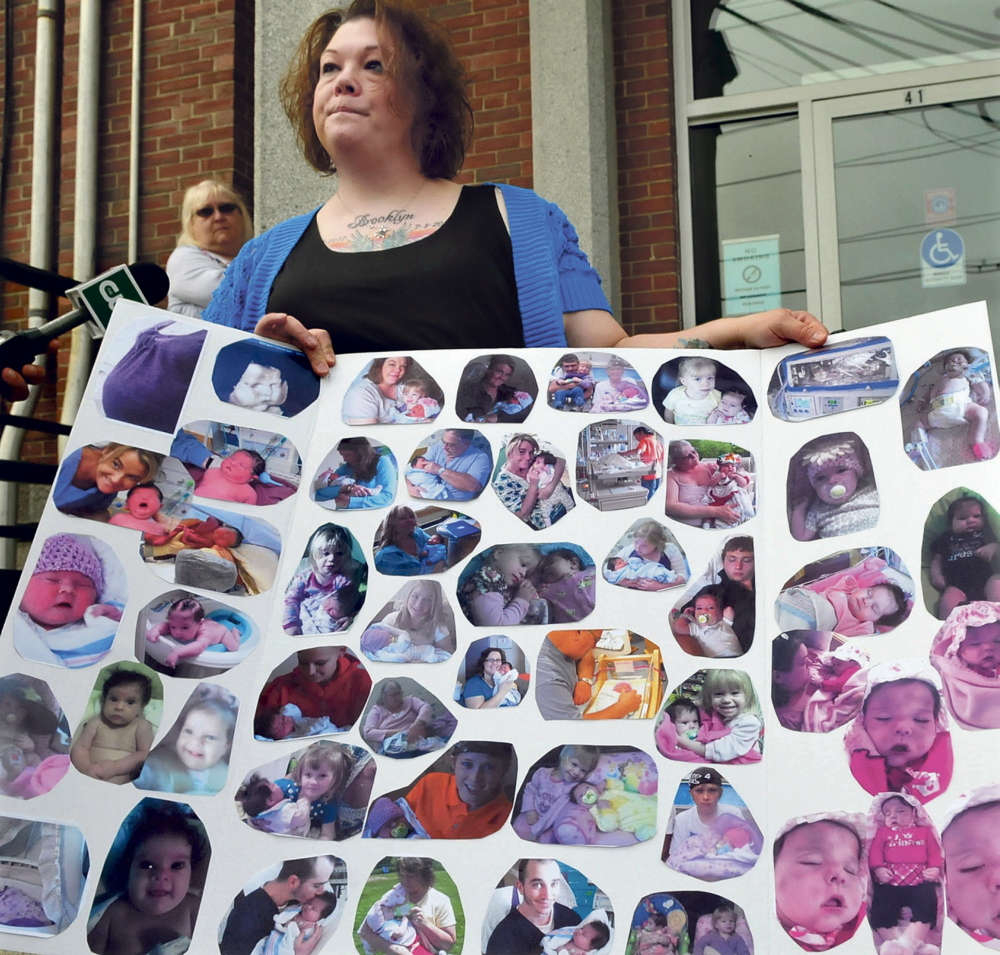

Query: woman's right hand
[254,313,336,377]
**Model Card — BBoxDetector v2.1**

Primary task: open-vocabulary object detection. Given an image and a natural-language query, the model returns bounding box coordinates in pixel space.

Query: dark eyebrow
[324,43,381,56]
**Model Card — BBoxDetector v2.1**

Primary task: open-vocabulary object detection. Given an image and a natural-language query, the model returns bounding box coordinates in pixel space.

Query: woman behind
[461,647,521,710]
[374,506,447,576]
[357,857,457,954]
[167,180,252,319]
[199,1,827,368]
[494,433,574,530]
[315,436,395,509]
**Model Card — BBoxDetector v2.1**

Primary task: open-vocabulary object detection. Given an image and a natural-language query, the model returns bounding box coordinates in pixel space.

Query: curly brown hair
[280,0,472,178]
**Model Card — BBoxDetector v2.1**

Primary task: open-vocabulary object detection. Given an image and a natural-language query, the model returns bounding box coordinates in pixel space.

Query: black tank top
[267,184,524,352]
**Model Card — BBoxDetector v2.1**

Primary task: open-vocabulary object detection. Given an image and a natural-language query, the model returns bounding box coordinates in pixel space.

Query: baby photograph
[341,356,444,425]
[900,345,998,470]
[654,668,764,766]
[14,531,127,670]
[0,673,72,800]
[136,588,258,678]
[457,542,597,628]
[930,600,1000,729]
[236,740,375,841]
[255,645,372,741]
[456,637,529,710]
[283,523,367,635]
[535,628,664,721]
[142,502,282,597]
[373,505,481,578]
[626,891,753,955]
[576,419,663,511]
[312,436,397,510]
[405,428,492,503]
[653,355,756,426]
[212,338,320,418]
[483,858,613,955]
[173,420,302,507]
[492,432,576,531]
[512,745,657,848]
[767,334,897,422]
[661,766,763,883]
[92,314,208,434]
[359,677,457,758]
[455,352,537,423]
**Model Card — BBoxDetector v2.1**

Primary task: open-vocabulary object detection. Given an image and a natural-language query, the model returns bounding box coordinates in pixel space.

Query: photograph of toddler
[13,531,126,669]
[866,793,943,955]
[775,548,912,637]
[900,345,998,469]
[95,316,208,434]
[940,783,1000,947]
[360,579,457,663]
[134,684,238,796]
[0,675,71,799]
[654,356,757,426]
[930,600,1000,729]
[662,767,762,882]
[87,798,208,955]
[239,741,374,841]
[283,524,367,635]
[456,353,538,423]
[787,433,879,541]
[655,669,763,764]
[361,678,456,758]
[364,740,515,840]
[603,519,688,593]
[342,356,443,425]
[71,665,159,785]
[922,489,1000,619]
[212,338,320,418]
[771,632,867,733]
[773,812,867,951]
[171,421,302,506]
[313,436,397,510]
[256,646,372,741]
[844,660,952,804]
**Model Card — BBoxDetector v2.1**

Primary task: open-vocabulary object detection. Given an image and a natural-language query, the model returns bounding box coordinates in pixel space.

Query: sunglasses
[195,202,239,218]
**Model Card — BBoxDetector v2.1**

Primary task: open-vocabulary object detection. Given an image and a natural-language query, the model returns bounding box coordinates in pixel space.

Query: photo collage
[1,299,998,955]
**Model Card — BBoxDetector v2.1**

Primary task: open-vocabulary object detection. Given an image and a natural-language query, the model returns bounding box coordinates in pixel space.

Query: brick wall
[0,0,251,462]
[420,0,679,335]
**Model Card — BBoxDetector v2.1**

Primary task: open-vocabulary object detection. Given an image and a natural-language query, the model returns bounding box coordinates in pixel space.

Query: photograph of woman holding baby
[360,579,457,664]
[373,506,452,577]
[361,678,456,758]
[493,433,576,530]
[456,354,536,423]
[458,642,528,710]
[342,356,443,425]
[53,443,164,520]
[313,436,396,510]
[604,519,688,593]
[666,441,756,529]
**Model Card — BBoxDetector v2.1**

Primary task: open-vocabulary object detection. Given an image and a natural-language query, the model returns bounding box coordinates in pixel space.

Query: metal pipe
[60,0,101,432]
[128,0,142,262]
[0,0,63,570]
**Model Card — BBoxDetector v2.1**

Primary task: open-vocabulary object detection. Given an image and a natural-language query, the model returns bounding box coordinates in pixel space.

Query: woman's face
[672,442,700,472]
[507,440,537,476]
[607,363,624,383]
[381,683,404,711]
[488,363,514,388]
[399,868,430,901]
[395,509,418,535]
[339,446,361,468]
[191,194,243,256]
[483,651,504,678]
[776,642,812,693]
[313,18,414,160]
[95,449,149,495]
[406,585,434,622]
[378,357,409,385]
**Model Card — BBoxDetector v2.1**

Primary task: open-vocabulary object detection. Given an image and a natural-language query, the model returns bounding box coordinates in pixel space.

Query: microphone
[0,262,170,396]
[0,256,79,297]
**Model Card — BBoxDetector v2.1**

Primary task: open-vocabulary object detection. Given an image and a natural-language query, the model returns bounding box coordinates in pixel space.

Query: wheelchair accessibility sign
[920,228,966,288]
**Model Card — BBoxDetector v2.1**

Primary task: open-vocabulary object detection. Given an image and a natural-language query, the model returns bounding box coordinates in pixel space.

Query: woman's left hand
[254,313,337,376]
[723,309,827,350]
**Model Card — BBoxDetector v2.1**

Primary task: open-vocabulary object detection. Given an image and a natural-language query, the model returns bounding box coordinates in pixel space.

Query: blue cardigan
[202,184,611,348]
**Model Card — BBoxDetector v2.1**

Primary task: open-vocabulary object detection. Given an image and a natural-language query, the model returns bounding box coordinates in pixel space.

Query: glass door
[814,79,1000,337]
